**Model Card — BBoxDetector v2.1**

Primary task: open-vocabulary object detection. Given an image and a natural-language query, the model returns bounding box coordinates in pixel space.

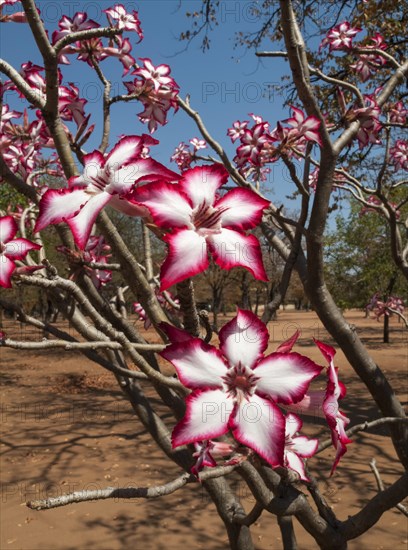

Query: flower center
[191,202,226,236]
[222,363,259,403]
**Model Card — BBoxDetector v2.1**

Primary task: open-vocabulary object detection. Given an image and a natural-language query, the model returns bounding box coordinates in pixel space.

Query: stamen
[222,363,259,401]
[192,202,228,232]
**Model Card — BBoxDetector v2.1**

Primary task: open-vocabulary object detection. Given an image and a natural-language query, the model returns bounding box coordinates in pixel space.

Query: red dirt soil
[1,310,407,549]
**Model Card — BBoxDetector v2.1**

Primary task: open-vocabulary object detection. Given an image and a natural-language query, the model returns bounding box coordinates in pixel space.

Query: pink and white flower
[367,293,405,320]
[34,135,179,249]
[389,102,407,125]
[134,289,180,329]
[227,120,249,143]
[52,12,99,44]
[320,22,361,51]
[283,106,322,146]
[236,122,272,166]
[133,58,177,93]
[352,98,382,149]
[124,61,179,133]
[75,38,108,66]
[133,164,270,289]
[314,340,351,474]
[190,137,207,151]
[191,440,236,477]
[161,309,322,466]
[389,140,408,171]
[58,83,88,127]
[284,413,318,481]
[171,142,193,171]
[285,340,351,474]
[350,33,387,82]
[0,216,41,288]
[104,4,143,39]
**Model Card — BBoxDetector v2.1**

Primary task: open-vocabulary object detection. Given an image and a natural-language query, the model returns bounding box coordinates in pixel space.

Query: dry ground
[1,310,407,549]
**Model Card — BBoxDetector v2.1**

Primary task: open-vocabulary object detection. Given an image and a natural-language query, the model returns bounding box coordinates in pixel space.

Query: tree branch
[0,58,45,108]
[342,471,408,540]
[369,459,408,517]
[318,417,408,453]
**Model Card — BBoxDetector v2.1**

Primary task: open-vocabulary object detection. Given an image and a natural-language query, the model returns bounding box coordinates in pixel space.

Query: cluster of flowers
[124,58,179,133]
[54,8,142,71]
[227,110,322,181]
[56,235,112,289]
[2,3,179,147]
[31,135,269,290]
[0,104,63,182]
[0,5,358,482]
[171,138,207,171]
[366,293,405,320]
[320,22,387,82]
[337,90,383,149]
[161,310,350,478]
[390,140,408,172]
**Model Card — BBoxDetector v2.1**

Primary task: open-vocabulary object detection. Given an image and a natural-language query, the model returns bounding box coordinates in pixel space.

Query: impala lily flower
[133,58,178,93]
[104,4,143,39]
[227,120,249,143]
[1,105,22,126]
[75,38,108,66]
[236,122,272,166]
[171,142,193,171]
[35,135,180,249]
[0,215,41,288]
[171,139,207,171]
[191,440,236,477]
[161,309,322,466]
[352,98,382,149]
[314,340,351,475]
[283,106,322,146]
[367,293,405,320]
[389,101,407,124]
[58,83,88,127]
[134,290,180,329]
[320,22,361,51]
[134,164,270,290]
[190,137,207,151]
[390,140,408,171]
[52,12,99,43]
[284,339,350,474]
[284,413,318,481]
[350,33,387,82]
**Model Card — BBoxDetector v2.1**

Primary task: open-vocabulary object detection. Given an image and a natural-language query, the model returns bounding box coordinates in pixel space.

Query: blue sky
[1,1,310,205]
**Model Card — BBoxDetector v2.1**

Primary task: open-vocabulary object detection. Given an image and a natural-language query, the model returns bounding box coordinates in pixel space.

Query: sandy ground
[1,310,407,550]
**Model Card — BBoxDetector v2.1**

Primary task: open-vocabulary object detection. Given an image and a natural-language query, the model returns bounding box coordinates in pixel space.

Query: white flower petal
[230,394,285,466]
[179,165,228,208]
[219,308,269,369]
[254,353,322,404]
[161,339,227,390]
[172,389,233,447]
[160,229,208,290]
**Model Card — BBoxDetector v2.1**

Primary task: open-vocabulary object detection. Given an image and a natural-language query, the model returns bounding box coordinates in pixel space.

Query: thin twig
[27,463,239,510]
[2,338,164,352]
[318,417,408,453]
